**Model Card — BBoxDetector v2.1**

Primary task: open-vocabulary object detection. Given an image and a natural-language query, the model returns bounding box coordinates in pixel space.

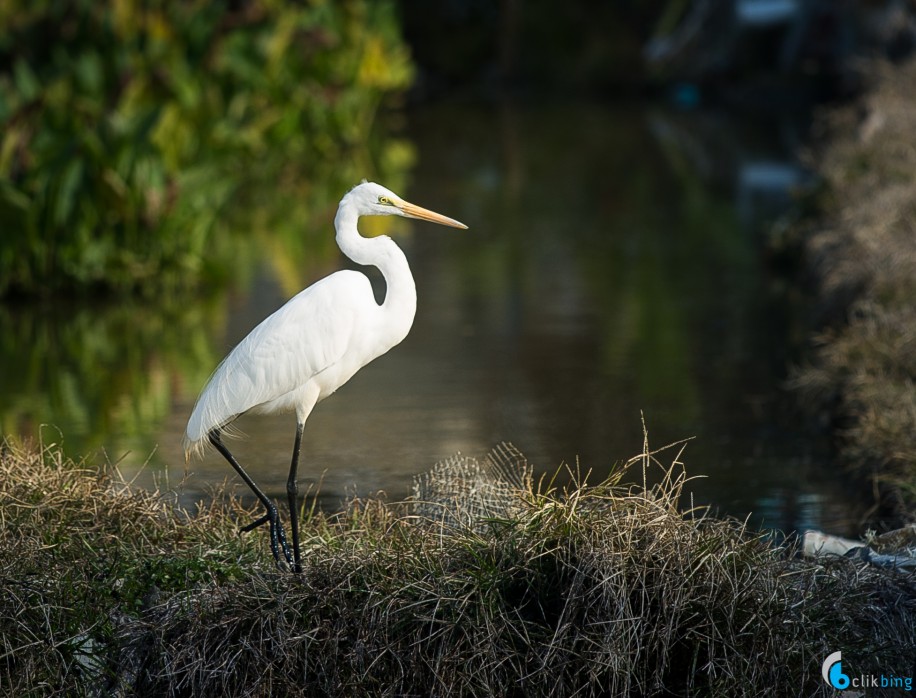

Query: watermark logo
[821,651,913,692]
[822,651,849,690]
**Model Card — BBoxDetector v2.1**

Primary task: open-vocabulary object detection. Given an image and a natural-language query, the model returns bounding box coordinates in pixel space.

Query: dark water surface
[1,101,864,535]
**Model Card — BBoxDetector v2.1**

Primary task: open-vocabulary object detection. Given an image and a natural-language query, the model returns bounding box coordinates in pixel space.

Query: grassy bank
[2,440,914,696]
[792,59,916,515]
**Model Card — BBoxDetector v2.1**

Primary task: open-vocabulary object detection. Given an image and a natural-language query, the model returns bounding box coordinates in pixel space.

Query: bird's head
[343,181,467,229]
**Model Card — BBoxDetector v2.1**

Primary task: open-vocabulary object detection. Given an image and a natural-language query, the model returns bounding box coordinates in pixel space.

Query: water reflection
[0,295,221,462]
[2,102,864,536]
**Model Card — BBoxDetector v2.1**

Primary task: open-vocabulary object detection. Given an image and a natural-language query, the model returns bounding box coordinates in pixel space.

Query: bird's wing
[185,271,373,448]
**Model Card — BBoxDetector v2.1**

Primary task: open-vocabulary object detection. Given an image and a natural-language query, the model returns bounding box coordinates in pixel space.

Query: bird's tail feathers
[183,419,245,461]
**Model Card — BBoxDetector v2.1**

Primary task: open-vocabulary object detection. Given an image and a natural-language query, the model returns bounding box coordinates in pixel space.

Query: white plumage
[185,270,379,449]
[184,181,466,571]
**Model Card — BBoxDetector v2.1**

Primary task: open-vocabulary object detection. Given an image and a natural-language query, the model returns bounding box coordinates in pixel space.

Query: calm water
[1,101,863,535]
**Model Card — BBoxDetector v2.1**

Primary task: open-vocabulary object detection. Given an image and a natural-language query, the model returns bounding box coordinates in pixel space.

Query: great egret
[184,181,467,572]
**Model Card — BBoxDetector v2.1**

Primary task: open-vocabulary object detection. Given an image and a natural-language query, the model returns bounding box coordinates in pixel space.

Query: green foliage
[0,0,413,297]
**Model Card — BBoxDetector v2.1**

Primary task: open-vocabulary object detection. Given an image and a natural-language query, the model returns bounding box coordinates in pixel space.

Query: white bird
[184,181,467,571]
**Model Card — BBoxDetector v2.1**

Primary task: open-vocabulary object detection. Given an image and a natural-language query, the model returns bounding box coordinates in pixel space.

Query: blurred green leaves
[0,0,414,297]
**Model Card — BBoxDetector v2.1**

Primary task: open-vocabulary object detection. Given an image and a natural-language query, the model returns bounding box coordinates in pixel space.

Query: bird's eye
[378,196,391,205]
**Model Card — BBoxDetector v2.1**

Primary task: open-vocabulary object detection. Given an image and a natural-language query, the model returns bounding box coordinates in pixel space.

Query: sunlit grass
[2,437,914,696]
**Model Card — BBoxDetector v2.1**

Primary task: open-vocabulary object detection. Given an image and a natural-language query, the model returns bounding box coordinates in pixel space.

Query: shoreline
[791,58,916,522]
[2,438,914,695]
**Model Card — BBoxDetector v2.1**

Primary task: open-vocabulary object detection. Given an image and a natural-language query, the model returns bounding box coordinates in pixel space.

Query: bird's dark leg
[286,421,305,574]
[208,430,293,569]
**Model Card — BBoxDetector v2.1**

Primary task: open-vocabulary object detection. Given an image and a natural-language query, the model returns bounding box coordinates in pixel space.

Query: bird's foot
[240,507,294,571]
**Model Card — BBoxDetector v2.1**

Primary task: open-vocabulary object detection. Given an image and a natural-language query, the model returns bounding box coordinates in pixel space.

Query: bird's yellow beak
[397,200,468,229]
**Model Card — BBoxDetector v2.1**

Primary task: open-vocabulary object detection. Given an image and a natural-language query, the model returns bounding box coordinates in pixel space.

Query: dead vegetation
[1,438,915,696]
[792,59,916,514]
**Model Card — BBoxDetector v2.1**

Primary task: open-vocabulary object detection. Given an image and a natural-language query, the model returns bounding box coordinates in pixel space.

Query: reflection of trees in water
[412,102,757,428]
[0,296,220,461]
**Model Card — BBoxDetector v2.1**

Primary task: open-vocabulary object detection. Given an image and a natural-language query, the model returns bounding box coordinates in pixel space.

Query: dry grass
[0,439,261,696]
[793,59,916,514]
[1,438,915,696]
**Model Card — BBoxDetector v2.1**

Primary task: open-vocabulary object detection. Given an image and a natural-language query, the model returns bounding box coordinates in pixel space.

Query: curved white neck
[334,203,417,343]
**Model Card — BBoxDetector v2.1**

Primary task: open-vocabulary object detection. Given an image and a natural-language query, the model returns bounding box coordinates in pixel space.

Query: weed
[1,438,914,696]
